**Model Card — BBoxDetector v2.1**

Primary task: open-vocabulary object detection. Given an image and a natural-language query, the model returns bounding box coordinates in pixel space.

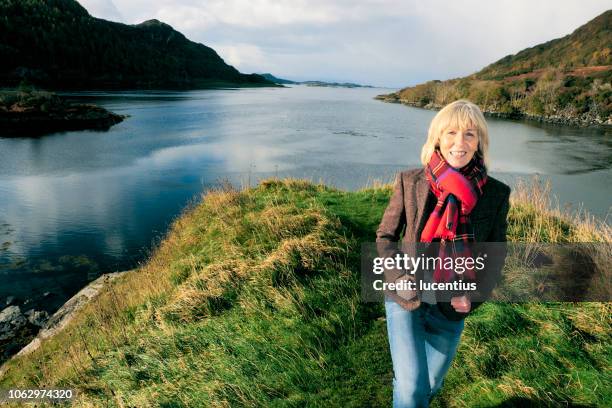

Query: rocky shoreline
[0,302,48,364]
[375,95,612,129]
[0,90,126,137]
[0,271,128,375]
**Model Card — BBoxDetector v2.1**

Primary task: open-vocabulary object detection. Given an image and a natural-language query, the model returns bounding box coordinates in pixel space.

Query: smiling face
[421,100,490,170]
[438,126,479,169]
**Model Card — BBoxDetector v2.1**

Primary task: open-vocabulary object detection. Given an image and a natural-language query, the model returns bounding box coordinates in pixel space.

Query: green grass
[0,178,609,407]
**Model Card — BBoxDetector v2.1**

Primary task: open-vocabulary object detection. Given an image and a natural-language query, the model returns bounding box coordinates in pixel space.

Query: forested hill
[475,10,611,80]
[377,10,612,127]
[0,0,272,89]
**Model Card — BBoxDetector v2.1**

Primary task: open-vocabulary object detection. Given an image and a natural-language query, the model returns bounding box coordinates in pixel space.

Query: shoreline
[0,271,128,377]
[0,81,282,94]
[375,95,612,130]
[0,89,127,137]
[0,106,127,137]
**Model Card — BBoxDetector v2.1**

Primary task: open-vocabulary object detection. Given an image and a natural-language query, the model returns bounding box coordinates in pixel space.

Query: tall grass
[0,177,609,407]
[508,176,610,243]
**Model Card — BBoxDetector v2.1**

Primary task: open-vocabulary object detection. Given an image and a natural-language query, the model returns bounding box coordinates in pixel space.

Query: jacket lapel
[413,171,430,240]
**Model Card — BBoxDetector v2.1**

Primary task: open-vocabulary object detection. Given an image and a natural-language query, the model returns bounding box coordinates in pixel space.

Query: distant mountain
[260,73,372,88]
[260,73,297,85]
[300,81,372,88]
[377,10,612,127]
[0,0,273,89]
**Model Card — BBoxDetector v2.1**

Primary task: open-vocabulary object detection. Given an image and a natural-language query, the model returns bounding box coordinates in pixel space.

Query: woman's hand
[451,295,471,313]
[395,275,417,301]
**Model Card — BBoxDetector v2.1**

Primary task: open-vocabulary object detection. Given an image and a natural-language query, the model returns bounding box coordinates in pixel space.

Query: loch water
[0,85,610,312]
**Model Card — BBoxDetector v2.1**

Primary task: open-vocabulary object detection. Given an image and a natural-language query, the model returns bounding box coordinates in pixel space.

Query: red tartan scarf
[420,149,487,283]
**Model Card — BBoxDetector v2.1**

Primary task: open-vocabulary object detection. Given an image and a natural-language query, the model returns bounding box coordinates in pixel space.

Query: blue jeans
[385,300,464,408]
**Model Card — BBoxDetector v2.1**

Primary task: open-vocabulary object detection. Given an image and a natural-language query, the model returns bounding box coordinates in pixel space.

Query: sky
[77,0,610,88]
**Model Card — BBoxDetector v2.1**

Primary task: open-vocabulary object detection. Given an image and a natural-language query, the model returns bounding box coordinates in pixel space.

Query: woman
[376,100,510,407]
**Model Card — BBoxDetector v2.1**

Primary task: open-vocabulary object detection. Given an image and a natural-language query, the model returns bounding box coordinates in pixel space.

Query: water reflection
[487,117,612,175]
[0,86,609,313]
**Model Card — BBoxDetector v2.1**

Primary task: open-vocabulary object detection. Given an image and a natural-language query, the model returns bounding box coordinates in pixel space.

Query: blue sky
[78,1,610,88]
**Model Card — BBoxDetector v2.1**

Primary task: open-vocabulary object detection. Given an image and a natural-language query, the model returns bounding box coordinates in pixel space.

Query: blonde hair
[420,99,490,169]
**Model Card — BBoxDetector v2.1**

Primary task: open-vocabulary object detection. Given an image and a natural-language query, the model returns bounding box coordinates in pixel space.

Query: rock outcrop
[0,271,128,378]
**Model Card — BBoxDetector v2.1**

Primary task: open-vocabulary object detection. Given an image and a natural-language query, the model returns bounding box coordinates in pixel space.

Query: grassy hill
[0,178,610,407]
[378,10,612,127]
[0,0,273,89]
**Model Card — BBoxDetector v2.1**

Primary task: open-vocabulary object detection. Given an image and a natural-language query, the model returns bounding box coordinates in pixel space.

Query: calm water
[0,86,610,311]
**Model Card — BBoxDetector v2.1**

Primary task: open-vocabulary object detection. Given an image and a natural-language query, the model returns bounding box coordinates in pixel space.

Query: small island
[0,89,126,137]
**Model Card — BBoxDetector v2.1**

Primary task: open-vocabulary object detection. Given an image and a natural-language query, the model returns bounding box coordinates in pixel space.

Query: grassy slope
[474,10,612,80]
[378,11,612,124]
[0,179,610,407]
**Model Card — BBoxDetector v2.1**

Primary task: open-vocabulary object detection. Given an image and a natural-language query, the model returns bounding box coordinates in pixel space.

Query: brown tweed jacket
[376,167,511,320]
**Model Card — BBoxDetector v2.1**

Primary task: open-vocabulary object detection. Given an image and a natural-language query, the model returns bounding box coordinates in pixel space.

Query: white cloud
[203,0,339,27]
[76,0,611,87]
[77,0,123,21]
[151,5,217,31]
[92,0,349,26]
[213,43,270,71]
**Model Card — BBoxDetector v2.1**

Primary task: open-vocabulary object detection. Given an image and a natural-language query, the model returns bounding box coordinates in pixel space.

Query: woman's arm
[468,186,511,312]
[376,173,409,290]
[488,187,510,243]
[376,172,407,242]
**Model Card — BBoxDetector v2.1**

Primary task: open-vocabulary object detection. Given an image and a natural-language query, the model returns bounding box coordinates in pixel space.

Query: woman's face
[438,126,479,169]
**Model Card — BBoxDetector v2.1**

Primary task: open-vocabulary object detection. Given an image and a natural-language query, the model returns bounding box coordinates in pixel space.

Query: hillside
[0,178,609,407]
[377,10,612,127]
[0,0,273,89]
[260,73,297,84]
[475,10,611,80]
